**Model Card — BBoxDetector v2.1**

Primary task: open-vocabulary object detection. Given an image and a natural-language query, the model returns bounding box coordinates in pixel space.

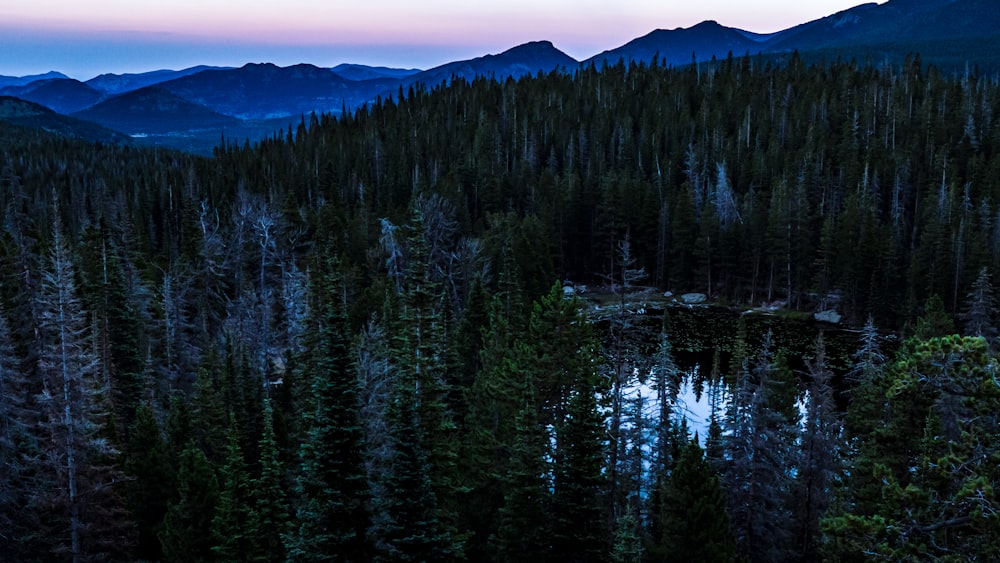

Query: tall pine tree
[286,256,371,562]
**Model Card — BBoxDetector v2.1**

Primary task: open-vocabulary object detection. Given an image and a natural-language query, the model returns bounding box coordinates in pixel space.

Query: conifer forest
[4,53,1000,561]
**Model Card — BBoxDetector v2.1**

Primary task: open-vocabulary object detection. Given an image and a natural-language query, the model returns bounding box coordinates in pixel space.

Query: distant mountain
[86,65,231,95]
[583,0,1000,73]
[9,0,998,155]
[72,87,240,135]
[407,41,577,88]
[0,79,104,114]
[766,0,994,52]
[0,71,68,89]
[585,21,764,68]
[331,64,421,81]
[0,96,128,143]
[152,63,362,119]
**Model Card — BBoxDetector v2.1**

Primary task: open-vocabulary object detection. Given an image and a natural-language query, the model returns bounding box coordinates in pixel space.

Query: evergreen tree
[961,266,997,341]
[165,391,194,463]
[610,509,642,563]
[376,206,465,560]
[159,441,219,563]
[77,221,145,441]
[190,361,229,464]
[33,214,134,561]
[211,417,257,560]
[355,314,397,552]
[551,377,609,563]
[824,335,1000,560]
[0,306,36,560]
[848,314,886,385]
[286,258,371,562]
[791,334,842,562]
[460,295,525,560]
[125,403,174,562]
[252,398,290,562]
[492,381,552,563]
[724,331,796,562]
[377,379,457,562]
[660,437,735,562]
[912,294,956,340]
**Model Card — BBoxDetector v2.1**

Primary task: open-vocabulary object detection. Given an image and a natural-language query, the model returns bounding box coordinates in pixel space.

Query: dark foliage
[1,53,1000,560]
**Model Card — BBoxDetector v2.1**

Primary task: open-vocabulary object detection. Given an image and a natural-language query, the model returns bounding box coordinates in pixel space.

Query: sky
[1,1,880,80]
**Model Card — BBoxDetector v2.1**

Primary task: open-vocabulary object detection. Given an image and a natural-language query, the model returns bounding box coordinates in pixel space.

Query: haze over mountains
[1,0,997,154]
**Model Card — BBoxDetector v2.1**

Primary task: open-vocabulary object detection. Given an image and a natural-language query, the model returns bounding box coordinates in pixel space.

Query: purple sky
[1,1,878,79]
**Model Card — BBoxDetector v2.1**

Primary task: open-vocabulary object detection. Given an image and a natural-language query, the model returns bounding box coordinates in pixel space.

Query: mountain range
[1,0,997,154]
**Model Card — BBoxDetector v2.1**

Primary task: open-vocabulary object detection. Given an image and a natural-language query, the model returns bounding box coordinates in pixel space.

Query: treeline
[0,53,998,561]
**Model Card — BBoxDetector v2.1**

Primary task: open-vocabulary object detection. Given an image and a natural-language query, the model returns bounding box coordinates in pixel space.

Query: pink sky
[1,1,880,79]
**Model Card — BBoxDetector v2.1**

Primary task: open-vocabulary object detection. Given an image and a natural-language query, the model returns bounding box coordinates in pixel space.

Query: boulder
[681,293,707,304]
[814,310,842,324]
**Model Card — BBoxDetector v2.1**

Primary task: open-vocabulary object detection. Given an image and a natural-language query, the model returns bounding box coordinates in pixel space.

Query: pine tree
[824,335,1000,560]
[77,221,145,442]
[33,214,134,561]
[376,206,465,560]
[355,314,396,552]
[551,378,609,563]
[660,437,734,562]
[610,509,642,563]
[492,343,551,563]
[164,391,194,463]
[252,398,290,562]
[724,331,796,562]
[125,403,174,562]
[912,294,956,340]
[848,314,886,385]
[651,320,681,477]
[377,379,457,562]
[460,295,525,560]
[159,441,219,562]
[791,334,842,562]
[0,306,36,560]
[961,266,997,341]
[190,361,228,464]
[286,258,371,562]
[211,417,257,560]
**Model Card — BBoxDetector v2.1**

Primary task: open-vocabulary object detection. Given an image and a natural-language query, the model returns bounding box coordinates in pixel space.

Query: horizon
[2,1,881,80]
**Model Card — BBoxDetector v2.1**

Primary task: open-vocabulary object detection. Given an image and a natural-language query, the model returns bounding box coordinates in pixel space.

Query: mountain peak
[0,71,69,89]
[0,78,104,114]
[509,40,556,50]
[586,20,760,67]
[493,40,568,60]
[240,62,281,71]
[412,40,577,84]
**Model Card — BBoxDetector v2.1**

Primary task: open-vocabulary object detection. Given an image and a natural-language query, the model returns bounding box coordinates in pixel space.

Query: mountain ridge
[403,40,578,88]
[72,86,241,135]
[585,21,763,68]
[331,64,421,81]
[151,62,358,119]
[3,0,998,154]
[0,78,105,114]
[86,65,232,95]
[0,71,69,88]
[0,95,129,143]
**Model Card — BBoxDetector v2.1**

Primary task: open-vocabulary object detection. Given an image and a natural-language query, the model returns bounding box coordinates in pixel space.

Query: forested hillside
[2,53,1000,561]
